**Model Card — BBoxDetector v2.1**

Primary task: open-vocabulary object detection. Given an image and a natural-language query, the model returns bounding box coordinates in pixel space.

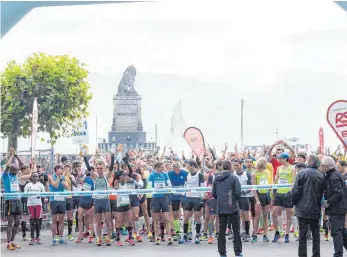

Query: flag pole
[241,98,244,151]
[96,114,98,150]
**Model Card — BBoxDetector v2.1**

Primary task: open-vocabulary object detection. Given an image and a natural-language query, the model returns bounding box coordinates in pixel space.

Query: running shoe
[96,238,103,246]
[11,242,21,249]
[83,231,90,238]
[128,238,135,246]
[67,234,74,241]
[75,236,83,243]
[199,233,208,241]
[236,254,243,257]
[7,243,15,250]
[59,238,67,245]
[174,233,181,241]
[111,232,117,239]
[147,231,153,239]
[167,237,173,245]
[257,228,264,235]
[29,239,36,245]
[207,236,213,244]
[272,233,280,243]
[52,238,58,246]
[243,234,250,242]
[155,237,161,245]
[195,237,200,244]
[105,238,111,246]
[228,233,234,240]
[325,234,330,241]
[136,235,142,242]
[22,236,31,241]
[178,236,187,244]
[187,232,193,241]
[251,236,257,243]
[263,235,270,242]
[36,238,41,245]
[88,236,94,243]
[290,225,295,233]
[269,224,275,231]
[116,240,123,247]
[284,234,290,243]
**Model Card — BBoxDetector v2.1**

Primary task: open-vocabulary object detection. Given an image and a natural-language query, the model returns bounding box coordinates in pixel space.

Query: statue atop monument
[117,65,137,95]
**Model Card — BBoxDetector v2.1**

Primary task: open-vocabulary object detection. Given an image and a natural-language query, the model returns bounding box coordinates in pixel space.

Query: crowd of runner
[1,141,347,251]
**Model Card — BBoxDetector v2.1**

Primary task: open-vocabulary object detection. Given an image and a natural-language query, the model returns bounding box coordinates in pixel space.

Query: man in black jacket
[321,156,347,257]
[212,160,242,257]
[292,154,325,257]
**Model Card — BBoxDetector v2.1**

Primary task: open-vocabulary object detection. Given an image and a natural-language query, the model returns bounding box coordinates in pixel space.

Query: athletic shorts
[151,196,170,213]
[171,200,181,212]
[94,199,111,214]
[257,193,271,206]
[117,205,131,212]
[79,198,94,210]
[182,197,202,212]
[5,200,23,216]
[130,195,139,207]
[249,196,256,218]
[66,198,73,211]
[110,200,118,212]
[50,201,66,215]
[274,192,293,208]
[207,199,217,215]
[73,197,80,209]
[239,197,250,211]
[28,205,43,219]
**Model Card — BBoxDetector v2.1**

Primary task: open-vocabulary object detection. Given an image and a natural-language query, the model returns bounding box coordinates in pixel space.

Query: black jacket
[211,171,241,214]
[292,167,325,219]
[325,167,347,216]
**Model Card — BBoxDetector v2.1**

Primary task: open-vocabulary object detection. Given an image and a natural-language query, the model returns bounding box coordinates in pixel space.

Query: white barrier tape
[2,184,293,197]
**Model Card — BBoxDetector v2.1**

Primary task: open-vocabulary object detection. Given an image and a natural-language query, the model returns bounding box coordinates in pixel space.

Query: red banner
[183,127,205,159]
[326,100,347,149]
[319,127,324,154]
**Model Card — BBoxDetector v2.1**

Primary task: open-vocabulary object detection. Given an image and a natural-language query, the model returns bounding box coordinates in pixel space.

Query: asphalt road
[1,230,335,257]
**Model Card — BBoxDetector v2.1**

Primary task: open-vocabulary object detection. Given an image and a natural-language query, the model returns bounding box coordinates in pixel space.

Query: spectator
[292,154,325,257]
[321,156,347,257]
[212,160,242,257]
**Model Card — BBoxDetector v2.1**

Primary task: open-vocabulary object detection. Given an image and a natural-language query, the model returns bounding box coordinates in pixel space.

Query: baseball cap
[278,152,290,159]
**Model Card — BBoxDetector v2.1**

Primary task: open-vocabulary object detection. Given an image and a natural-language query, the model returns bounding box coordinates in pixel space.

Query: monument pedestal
[108,131,146,149]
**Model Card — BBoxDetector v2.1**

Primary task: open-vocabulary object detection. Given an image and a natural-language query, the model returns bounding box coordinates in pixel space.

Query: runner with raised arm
[3,148,23,250]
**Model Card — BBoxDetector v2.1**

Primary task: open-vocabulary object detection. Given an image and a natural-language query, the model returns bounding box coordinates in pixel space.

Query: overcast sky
[0,0,347,155]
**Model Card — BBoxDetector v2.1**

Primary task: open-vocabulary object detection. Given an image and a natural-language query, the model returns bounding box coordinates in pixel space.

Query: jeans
[298,217,320,257]
[218,212,242,256]
[330,215,346,257]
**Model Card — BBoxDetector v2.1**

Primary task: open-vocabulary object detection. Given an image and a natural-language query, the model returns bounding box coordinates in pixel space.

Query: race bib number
[154,181,165,189]
[127,184,136,190]
[279,178,288,184]
[83,184,92,191]
[117,195,130,207]
[93,193,107,199]
[187,183,195,188]
[10,182,20,192]
[259,178,268,185]
[54,196,65,201]
[77,184,83,191]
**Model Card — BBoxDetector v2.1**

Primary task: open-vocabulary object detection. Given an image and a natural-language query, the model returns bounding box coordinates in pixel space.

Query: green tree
[1,53,92,150]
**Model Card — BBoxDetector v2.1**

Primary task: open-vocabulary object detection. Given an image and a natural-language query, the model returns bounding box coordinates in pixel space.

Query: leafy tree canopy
[1,53,92,146]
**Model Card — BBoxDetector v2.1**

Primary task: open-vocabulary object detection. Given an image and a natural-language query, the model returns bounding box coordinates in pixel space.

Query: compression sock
[245,220,250,235]
[173,219,180,233]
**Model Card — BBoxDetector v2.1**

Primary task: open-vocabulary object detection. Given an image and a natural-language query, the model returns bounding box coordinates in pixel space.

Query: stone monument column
[108,65,146,146]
